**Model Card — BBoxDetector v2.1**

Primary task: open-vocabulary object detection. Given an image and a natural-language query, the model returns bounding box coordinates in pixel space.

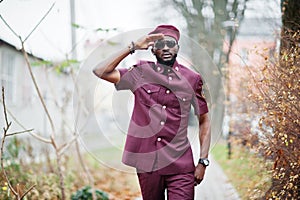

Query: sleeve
[192,74,209,116]
[115,65,142,91]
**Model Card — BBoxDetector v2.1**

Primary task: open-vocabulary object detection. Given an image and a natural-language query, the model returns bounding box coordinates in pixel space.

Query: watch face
[200,158,209,166]
[203,160,209,166]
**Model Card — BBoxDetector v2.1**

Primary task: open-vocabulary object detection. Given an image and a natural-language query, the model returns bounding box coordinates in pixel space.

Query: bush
[248,31,300,199]
[71,186,109,200]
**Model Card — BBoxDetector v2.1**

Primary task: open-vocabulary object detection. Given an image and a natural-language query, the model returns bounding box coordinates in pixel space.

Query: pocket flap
[141,84,160,93]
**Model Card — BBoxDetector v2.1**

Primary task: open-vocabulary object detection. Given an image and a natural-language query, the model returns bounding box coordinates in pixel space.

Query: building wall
[0,41,74,141]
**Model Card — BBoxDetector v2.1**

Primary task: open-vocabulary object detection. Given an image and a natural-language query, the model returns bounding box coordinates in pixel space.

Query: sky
[0,0,281,61]
[0,0,178,61]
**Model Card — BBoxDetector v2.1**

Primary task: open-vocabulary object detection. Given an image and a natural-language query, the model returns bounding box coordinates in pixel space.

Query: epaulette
[128,65,137,71]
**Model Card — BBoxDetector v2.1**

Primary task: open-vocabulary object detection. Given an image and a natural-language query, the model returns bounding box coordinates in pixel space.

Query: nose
[162,43,169,51]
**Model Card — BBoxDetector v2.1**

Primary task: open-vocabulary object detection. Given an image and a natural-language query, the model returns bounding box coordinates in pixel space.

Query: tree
[247,0,300,198]
[280,0,300,51]
[163,0,248,142]
[168,0,247,69]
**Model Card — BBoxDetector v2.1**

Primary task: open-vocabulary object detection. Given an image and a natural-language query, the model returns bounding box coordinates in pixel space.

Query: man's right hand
[135,33,164,50]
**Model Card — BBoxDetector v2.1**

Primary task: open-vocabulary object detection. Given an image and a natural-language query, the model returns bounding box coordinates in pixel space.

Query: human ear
[175,44,180,53]
[151,48,156,55]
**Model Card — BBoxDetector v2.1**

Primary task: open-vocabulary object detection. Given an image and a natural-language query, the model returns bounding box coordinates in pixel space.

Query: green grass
[211,141,272,199]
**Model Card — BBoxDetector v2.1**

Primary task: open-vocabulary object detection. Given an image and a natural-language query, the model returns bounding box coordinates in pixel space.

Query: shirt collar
[155,60,182,79]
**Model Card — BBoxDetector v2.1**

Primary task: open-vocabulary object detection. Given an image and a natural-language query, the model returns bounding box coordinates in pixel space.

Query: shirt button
[175,67,179,71]
[166,90,170,94]
[168,76,173,81]
[147,90,151,93]
[182,97,186,102]
[162,105,166,109]
[157,67,161,71]
[167,69,171,72]
[160,121,165,125]
[157,137,162,142]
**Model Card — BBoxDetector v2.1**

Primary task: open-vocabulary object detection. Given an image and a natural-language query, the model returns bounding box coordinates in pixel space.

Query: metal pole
[70,0,77,59]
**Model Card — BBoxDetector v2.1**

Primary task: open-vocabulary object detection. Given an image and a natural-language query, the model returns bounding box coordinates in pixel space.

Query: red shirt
[115,60,208,174]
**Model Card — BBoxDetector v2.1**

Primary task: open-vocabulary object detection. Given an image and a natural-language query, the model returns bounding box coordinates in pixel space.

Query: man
[93,25,211,200]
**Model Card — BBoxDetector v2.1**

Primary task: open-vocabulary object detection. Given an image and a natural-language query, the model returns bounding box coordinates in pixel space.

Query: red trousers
[137,171,194,200]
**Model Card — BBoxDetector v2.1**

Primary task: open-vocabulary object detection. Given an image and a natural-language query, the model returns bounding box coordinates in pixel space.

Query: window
[1,51,16,104]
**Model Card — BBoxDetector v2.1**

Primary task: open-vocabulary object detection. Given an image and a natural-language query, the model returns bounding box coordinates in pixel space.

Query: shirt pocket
[138,84,161,106]
[170,94,192,115]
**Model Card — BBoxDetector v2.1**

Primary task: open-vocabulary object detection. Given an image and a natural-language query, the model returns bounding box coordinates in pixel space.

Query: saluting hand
[134,33,164,50]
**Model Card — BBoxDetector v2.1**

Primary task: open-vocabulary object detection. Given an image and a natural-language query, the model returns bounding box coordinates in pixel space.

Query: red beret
[148,25,180,41]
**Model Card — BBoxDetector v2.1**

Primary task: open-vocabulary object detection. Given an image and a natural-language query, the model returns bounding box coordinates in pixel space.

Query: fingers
[194,166,205,186]
[147,41,155,48]
[147,33,164,42]
[194,177,203,186]
[135,34,164,50]
[145,34,164,49]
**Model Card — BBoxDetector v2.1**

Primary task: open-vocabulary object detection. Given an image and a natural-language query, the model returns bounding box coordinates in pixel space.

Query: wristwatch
[198,158,210,167]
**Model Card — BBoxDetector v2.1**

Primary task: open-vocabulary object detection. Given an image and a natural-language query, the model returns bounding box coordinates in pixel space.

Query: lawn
[211,140,272,199]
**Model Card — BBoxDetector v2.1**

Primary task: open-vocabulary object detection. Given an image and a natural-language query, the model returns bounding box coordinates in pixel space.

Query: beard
[156,54,177,66]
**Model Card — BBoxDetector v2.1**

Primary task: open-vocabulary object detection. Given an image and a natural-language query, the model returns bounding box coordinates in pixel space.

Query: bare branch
[0,14,19,39]
[23,2,56,43]
[2,87,11,128]
[70,69,96,199]
[6,129,34,137]
[1,87,19,197]
[20,44,56,138]
[0,98,52,143]
[75,139,96,198]
[1,3,69,199]
[58,134,79,156]
[20,184,36,199]
[30,132,52,144]
[1,1,57,138]
[55,151,66,200]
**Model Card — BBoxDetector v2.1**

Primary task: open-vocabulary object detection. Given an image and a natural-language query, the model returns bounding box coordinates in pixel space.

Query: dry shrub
[248,31,300,199]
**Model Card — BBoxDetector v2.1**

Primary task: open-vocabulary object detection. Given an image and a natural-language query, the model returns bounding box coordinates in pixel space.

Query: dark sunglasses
[154,40,177,49]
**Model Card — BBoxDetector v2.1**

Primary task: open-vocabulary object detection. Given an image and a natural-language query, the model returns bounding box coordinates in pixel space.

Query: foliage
[72,23,117,32]
[3,137,24,174]
[31,59,79,74]
[0,145,141,199]
[0,137,33,199]
[248,31,300,199]
[71,186,109,200]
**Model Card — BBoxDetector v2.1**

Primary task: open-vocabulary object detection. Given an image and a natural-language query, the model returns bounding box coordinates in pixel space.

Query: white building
[0,38,74,146]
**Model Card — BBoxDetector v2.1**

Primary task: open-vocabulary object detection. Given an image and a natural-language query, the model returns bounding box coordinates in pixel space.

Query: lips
[162,53,172,59]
